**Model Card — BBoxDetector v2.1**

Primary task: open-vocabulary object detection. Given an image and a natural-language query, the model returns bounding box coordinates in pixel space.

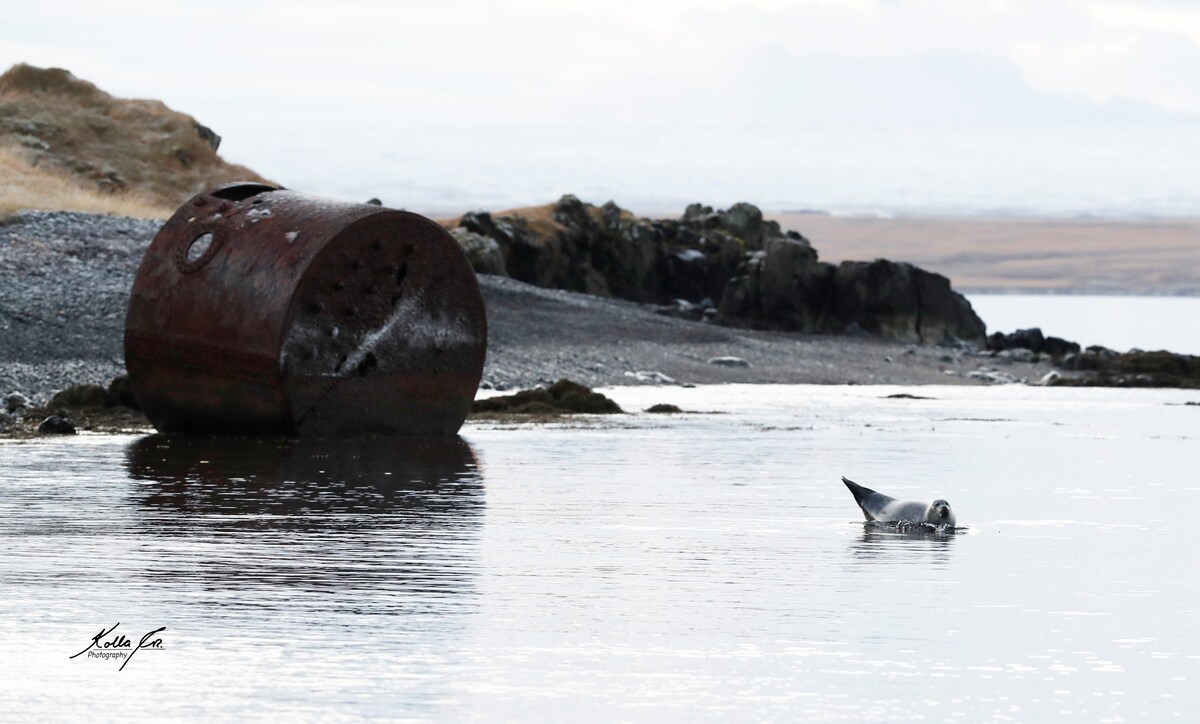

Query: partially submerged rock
[1,376,150,436]
[37,414,76,435]
[988,327,1080,359]
[645,403,683,413]
[472,379,623,415]
[1054,349,1200,389]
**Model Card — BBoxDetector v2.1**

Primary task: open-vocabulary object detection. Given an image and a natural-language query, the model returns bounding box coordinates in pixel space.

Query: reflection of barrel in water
[123,435,485,606]
[126,434,483,521]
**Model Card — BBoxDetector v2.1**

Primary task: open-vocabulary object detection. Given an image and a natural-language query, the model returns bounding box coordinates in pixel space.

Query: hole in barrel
[210,183,277,202]
[356,352,377,376]
[185,233,214,264]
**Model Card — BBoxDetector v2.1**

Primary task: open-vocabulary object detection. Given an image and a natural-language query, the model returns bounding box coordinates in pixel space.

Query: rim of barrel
[206,181,284,202]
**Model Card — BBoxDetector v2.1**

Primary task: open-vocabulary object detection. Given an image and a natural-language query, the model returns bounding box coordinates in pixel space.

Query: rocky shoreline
[0,208,1033,405]
[1,207,1196,437]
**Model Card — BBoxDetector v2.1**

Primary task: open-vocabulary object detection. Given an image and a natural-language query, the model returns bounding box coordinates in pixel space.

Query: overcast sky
[4,0,1200,213]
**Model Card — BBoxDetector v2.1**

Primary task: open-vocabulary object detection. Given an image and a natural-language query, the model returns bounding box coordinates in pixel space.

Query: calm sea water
[968,294,1200,355]
[2,384,1198,721]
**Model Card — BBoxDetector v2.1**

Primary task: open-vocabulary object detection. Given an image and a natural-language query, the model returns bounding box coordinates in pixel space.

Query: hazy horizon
[6,1,1200,216]
[212,122,1200,218]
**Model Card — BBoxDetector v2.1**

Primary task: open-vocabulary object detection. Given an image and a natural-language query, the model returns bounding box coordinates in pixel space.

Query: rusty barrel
[124,183,487,436]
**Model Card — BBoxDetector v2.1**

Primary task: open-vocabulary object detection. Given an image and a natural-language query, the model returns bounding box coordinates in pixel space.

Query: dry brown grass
[438,199,638,242]
[436,202,564,242]
[0,145,169,219]
[498,203,565,240]
[0,63,270,214]
[772,214,1200,295]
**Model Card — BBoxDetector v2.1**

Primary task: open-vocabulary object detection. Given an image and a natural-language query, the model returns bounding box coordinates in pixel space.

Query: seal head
[923,499,956,527]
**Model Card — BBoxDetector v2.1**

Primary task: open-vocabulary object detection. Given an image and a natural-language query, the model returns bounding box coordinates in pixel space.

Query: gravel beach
[0,211,1053,404]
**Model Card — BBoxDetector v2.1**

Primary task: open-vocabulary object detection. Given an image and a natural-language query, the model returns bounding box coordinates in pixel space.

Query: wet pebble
[708,356,751,368]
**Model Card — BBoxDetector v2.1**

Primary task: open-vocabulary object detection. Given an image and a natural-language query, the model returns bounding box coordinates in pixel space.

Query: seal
[842,476,956,527]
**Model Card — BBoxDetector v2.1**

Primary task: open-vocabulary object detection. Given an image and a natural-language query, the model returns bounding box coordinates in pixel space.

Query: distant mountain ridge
[740,49,1196,127]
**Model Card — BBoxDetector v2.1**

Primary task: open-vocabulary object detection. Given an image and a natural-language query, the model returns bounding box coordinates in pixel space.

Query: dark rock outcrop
[718,247,984,344]
[456,196,986,345]
[450,227,508,276]
[988,327,1080,358]
[718,202,766,249]
[829,260,986,344]
[192,121,221,151]
[719,237,830,333]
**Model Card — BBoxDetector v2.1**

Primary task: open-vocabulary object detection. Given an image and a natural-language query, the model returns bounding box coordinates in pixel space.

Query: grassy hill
[0,63,268,219]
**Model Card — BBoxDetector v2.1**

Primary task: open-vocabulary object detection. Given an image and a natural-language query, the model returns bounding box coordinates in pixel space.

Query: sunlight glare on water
[1,384,1197,721]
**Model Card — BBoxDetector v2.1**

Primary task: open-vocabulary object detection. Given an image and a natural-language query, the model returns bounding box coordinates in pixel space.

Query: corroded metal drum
[124,183,487,436]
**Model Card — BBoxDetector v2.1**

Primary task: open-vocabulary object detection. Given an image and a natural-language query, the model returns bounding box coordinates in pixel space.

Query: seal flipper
[842,476,894,521]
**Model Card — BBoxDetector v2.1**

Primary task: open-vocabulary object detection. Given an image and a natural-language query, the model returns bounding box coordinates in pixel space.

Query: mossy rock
[546,379,622,413]
[472,379,623,415]
[48,384,114,409]
[1060,350,1200,389]
[1112,351,1200,387]
[106,375,141,410]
